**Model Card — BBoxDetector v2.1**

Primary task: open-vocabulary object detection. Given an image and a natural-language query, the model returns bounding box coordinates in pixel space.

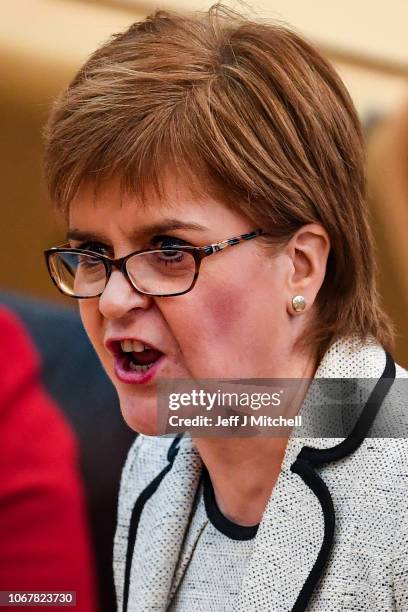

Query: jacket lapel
[166,484,208,603]
[234,435,327,611]
[127,435,203,612]
[233,337,388,611]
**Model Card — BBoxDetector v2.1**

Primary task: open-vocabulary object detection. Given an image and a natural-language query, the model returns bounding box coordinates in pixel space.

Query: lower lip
[113,353,166,385]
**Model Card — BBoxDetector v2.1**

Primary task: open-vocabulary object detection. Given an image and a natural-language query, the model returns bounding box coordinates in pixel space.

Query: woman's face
[69,175,306,434]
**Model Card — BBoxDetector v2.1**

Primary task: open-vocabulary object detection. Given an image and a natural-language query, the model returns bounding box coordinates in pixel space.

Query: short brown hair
[44,3,394,362]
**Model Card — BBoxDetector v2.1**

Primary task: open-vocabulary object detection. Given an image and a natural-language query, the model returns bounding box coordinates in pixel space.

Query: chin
[119,396,162,436]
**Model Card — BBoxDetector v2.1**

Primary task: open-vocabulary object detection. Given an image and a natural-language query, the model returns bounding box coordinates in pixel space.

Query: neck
[192,349,317,526]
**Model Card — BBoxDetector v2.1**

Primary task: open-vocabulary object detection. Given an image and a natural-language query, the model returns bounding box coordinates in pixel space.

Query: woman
[43,5,408,611]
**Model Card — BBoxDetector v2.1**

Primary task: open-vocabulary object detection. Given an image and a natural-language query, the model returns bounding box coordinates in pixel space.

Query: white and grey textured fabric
[167,480,256,611]
[114,336,408,611]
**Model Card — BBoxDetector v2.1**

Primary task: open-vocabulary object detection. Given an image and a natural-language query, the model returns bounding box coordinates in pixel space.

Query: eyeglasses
[44,229,265,298]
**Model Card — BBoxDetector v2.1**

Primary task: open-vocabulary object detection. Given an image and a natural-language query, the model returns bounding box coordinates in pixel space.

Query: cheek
[167,281,255,370]
[162,262,288,377]
[203,285,248,334]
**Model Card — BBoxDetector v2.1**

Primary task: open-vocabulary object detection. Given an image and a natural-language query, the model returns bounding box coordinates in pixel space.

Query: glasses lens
[48,252,106,297]
[126,249,196,295]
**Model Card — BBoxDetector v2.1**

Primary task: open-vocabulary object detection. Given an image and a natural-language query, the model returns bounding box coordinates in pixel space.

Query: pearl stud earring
[292,295,306,312]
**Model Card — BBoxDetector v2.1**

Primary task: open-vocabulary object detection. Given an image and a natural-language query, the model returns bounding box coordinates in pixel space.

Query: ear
[284,223,330,316]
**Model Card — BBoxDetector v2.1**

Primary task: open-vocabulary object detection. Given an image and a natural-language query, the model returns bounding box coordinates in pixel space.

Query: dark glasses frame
[44,228,265,298]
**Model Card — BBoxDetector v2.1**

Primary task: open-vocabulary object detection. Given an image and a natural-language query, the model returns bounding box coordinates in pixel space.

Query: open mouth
[117,339,164,374]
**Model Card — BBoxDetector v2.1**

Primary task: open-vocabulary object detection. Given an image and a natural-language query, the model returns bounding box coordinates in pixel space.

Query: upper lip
[105,336,163,356]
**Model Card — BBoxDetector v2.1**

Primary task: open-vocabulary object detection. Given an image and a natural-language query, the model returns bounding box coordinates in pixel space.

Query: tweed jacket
[114,337,408,612]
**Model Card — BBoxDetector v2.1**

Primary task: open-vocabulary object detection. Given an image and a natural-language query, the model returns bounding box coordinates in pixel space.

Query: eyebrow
[66,219,208,242]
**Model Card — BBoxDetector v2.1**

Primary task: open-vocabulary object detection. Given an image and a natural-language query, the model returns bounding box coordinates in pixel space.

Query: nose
[98,269,151,319]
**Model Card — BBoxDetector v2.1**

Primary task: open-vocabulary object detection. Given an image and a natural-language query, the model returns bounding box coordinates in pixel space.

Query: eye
[151,235,191,249]
[77,241,110,256]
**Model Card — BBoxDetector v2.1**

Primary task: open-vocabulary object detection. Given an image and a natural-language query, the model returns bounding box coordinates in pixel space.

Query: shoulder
[314,343,408,505]
[348,354,408,486]
[370,357,408,439]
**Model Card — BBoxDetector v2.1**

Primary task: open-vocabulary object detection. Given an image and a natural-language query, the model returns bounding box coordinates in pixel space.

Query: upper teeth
[120,340,148,353]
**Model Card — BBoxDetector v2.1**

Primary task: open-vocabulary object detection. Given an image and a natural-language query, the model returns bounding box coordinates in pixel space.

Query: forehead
[68,174,251,242]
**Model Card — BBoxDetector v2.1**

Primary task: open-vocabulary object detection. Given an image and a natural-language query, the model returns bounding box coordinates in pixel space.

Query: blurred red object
[0,306,97,611]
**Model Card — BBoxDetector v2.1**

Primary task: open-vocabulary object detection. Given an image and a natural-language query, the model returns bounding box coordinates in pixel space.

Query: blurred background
[1,2,407,610]
[1,0,408,364]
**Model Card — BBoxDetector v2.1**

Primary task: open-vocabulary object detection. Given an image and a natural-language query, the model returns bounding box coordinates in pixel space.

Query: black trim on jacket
[122,435,182,612]
[290,350,396,611]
